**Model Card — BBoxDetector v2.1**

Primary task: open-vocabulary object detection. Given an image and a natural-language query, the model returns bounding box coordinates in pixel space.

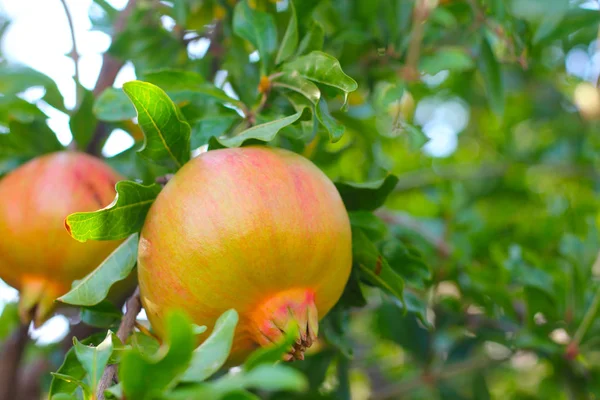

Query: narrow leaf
[123,81,191,169]
[120,310,196,399]
[69,87,97,149]
[58,234,139,306]
[478,38,504,116]
[419,47,474,75]
[65,181,161,242]
[282,51,357,99]
[209,111,304,149]
[352,229,404,301]
[275,0,298,65]
[73,332,114,392]
[296,22,324,56]
[181,309,239,382]
[142,69,205,90]
[272,72,321,105]
[94,88,136,122]
[316,99,344,142]
[233,0,277,73]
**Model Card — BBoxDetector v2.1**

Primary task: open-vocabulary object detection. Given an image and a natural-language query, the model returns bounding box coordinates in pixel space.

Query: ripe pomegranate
[138,146,352,363]
[0,151,123,326]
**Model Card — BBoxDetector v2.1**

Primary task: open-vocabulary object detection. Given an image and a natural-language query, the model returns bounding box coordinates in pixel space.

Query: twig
[58,0,81,110]
[370,355,510,399]
[97,287,141,400]
[86,0,138,156]
[375,209,453,258]
[566,282,600,359]
[400,0,432,81]
[207,21,224,81]
[0,323,30,400]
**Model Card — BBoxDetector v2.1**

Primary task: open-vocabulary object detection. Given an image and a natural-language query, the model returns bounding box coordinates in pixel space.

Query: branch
[59,0,81,110]
[86,0,138,156]
[97,287,141,400]
[0,323,30,400]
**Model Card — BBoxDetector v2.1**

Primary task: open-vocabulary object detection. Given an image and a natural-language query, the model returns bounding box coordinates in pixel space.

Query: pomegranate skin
[0,151,123,325]
[138,146,352,364]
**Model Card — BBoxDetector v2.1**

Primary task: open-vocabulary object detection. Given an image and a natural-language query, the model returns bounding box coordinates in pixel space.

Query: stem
[0,323,30,400]
[58,0,81,110]
[97,287,141,400]
[571,283,600,347]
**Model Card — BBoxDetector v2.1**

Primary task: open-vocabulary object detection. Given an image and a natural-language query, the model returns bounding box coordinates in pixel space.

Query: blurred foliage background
[2,0,600,399]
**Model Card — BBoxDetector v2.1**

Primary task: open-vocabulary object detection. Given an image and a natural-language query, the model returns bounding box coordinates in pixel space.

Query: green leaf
[349,211,388,241]
[120,310,195,400]
[0,120,63,158]
[70,87,97,150]
[535,8,600,45]
[478,37,504,116]
[142,69,205,91]
[275,0,298,65]
[191,114,241,149]
[74,332,114,392]
[230,365,307,392]
[382,239,431,290]
[352,228,404,301]
[183,86,245,109]
[0,65,65,111]
[167,366,307,399]
[80,301,123,328]
[181,309,239,382]
[0,95,47,125]
[316,99,344,142]
[58,234,138,305]
[49,333,107,398]
[65,181,161,242]
[296,22,324,56]
[94,88,136,122]
[419,47,475,75]
[401,122,429,150]
[282,51,358,101]
[0,303,19,341]
[104,382,124,400]
[233,0,277,74]
[208,111,304,149]
[335,175,399,211]
[122,81,191,169]
[272,72,321,105]
[244,325,299,371]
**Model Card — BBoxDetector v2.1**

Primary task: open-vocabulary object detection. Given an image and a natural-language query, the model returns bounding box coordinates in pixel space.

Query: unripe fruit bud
[138,146,352,364]
[0,151,123,326]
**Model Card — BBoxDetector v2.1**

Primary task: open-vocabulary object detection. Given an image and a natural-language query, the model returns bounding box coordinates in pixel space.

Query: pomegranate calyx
[250,288,318,361]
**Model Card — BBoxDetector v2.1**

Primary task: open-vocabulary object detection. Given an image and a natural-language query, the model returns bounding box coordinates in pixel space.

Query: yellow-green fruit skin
[0,151,123,325]
[138,146,352,364]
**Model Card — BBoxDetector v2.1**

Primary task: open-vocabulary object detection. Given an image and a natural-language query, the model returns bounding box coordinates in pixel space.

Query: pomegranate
[0,151,123,326]
[138,146,352,363]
